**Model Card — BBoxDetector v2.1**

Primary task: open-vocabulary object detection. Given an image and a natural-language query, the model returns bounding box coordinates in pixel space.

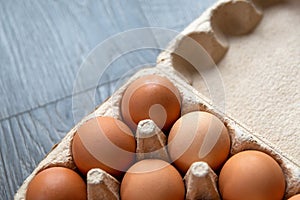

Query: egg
[218,150,286,200]
[120,159,185,200]
[288,194,300,200]
[71,116,136,179]
[26,167,86,200]
[121,75,181,132]
[168,111,230,174]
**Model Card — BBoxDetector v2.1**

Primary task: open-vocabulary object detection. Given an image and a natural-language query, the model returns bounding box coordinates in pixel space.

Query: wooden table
[0,1,217,198]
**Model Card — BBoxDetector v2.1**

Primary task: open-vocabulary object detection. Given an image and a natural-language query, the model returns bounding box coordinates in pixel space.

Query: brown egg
[71,116,136,179]
[121,75,181,132]
[288,194,300,200]
[168,111,230,174]
[219,150,286,200]
[120,159,185,200]
[26,167,86,200]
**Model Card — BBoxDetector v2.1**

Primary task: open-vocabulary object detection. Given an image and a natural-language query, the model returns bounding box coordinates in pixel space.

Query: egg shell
[16,66,300,199]
[71,116,136,179]
[288,194,300,200]
[121,74,181,132]
[120,159,185,200]
[168,111,230,174]
[26,167,86,200]
[219,150,286,200]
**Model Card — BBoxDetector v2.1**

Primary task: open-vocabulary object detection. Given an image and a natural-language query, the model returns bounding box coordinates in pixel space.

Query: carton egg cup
[15,0,300,199]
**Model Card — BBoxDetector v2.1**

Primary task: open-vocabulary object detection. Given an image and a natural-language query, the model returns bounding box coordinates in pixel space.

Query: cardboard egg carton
[15,0,299,199]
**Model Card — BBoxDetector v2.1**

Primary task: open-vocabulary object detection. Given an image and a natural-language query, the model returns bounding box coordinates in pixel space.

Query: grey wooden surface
[0,0,217,199]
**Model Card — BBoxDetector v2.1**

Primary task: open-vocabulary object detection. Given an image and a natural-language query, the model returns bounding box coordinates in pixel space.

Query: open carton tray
[15,0,300,199]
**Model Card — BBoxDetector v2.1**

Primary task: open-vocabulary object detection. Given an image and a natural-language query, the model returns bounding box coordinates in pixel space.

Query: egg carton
[15,0,299,199]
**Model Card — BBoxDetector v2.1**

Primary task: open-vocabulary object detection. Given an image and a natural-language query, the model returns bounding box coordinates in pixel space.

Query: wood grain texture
[0,1,217,199]
[0,0,216,120]
[1,79,136,199]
